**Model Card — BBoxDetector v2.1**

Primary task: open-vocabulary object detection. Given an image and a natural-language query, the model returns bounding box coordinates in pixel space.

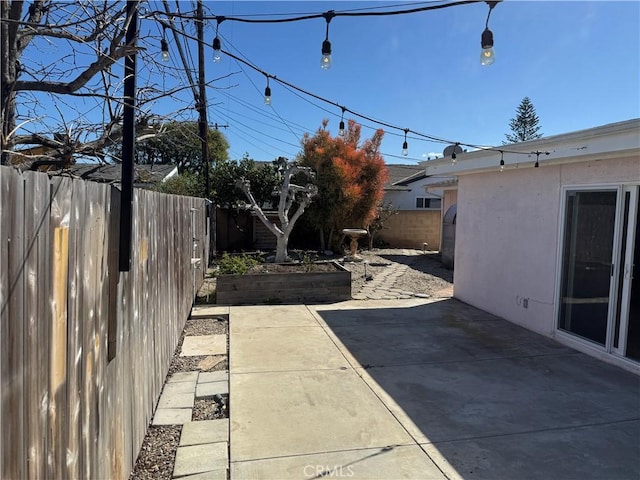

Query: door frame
[554,183,640,363]
[610,185,639,357]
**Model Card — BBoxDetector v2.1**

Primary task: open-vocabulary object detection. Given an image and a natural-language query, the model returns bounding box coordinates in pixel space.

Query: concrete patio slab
[190,305,229,318]
[152,408,192,426]
[231,445,446,480]
[198,371,228,383]
[324,316,572,368]
[229,299,640,479]
[230,304,319,333]
[175,470,228,480]
[423,420,640,480]
[180,419,229,446]
[357,353,640,444]
[196,380,228,397]
[230,326,348,373]
[230,369,414,462]
[168,371,199,383]
[173,442,228,477]
[181,335,226,356]
[158,392,195,409]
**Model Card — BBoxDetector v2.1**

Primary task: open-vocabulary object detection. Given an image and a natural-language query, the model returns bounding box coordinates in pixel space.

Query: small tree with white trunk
[235,157,317,262]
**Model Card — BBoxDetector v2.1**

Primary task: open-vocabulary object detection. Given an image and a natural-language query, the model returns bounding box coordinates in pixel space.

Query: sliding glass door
[558,186,639,362]
[558,190,617,345]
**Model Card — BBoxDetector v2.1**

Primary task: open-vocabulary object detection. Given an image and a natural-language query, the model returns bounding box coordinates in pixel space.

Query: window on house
[416,197,442,209]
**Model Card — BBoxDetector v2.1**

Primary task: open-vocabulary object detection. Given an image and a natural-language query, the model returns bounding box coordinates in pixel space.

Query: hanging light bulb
[160,38,169,62]
[402,129,409,156]
[480,28,495,66]
[534,151,540,168]
[480,2,498,66]
[499,151,505,172]
[213,18,224,63]
[213,35,221,62]
[338,107,346,137]
[451,143,460,164]
[321,40,332,69]
[321,11,335,69]
[264,78,271,105]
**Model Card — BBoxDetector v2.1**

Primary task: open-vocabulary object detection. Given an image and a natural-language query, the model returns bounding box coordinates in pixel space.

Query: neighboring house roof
[57,163,178,187]
[384,164,425,191]
[424,119,640,178]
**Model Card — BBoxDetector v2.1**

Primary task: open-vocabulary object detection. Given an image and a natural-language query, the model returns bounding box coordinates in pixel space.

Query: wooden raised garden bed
[216,261,351,305]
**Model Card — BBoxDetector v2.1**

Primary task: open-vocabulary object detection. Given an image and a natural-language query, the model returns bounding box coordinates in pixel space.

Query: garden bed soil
[216,260,351,305]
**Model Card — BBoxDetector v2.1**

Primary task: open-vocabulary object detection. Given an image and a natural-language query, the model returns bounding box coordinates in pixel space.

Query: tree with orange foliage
[300,119,389,251]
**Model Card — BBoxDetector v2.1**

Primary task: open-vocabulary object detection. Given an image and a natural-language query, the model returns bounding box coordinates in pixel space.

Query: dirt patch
[192,395,228,421]
[247,262,340,274]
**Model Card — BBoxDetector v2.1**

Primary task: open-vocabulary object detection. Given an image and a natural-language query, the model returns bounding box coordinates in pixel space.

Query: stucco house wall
[423,119,640,371]
[455,156,638,336]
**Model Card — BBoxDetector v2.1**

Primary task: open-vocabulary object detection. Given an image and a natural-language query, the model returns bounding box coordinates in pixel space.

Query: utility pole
[196,0,209,200]
[119,0,137,272]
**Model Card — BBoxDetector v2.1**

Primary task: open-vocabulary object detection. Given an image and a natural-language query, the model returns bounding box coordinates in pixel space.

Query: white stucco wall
[384,188,442,211]
[454,155,640,336]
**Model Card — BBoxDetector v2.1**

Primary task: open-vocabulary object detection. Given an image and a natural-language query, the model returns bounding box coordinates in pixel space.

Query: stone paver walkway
[349,249,444,300]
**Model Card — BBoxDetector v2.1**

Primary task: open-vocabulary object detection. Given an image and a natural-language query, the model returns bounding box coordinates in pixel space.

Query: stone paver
[173,442,228,478]
[152,408,192,425]
[168,371,199,383]
[158,392,194,409]
[199,371,228,383]
[181,335,226,356]
[196,380,229,398]
[180,419,229,446]
[190,306,229,318]
[162,381,197,395]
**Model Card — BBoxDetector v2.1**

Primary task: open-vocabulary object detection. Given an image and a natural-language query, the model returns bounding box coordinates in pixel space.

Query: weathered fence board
[24,171,51,480]
[0,166,206,479]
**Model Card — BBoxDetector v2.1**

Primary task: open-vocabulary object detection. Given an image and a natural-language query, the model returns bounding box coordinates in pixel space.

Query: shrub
[216,253,259,275]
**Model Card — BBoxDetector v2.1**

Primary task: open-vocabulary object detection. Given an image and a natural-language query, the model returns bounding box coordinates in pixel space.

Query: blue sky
[18,1,640,165]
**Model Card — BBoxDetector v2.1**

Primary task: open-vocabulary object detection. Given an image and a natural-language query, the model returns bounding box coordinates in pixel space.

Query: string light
[218,47,550,161]
[264,77,271,105]
[160,24,169,62]
[402,129,409,156]
[480,1,498,66]
[321,11,335,69]
[499,150,505,171]
[213,17,224,62]
[338,107,346,136]
[160,39,169,62]
[451,143,460,164]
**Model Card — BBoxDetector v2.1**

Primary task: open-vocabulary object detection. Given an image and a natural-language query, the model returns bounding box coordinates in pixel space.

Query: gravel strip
[129,425,181,480]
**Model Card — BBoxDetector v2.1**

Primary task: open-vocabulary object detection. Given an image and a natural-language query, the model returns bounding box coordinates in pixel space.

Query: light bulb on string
[321,11,335,69]
[213,17,224,63]
[160,24,169,62]
[402,129,409,156]
[338,107,346,137]
[480,2,499,66]
[264,78,271,106]
[499,151,505,172]
[451,143,460,164]
[160,39,169,62]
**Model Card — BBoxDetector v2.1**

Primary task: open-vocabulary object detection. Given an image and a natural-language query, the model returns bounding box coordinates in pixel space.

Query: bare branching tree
[236,158,317,263]
[0,1,222,170]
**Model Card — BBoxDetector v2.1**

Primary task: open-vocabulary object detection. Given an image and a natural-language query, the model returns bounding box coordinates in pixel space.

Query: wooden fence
[0,166,208,479]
